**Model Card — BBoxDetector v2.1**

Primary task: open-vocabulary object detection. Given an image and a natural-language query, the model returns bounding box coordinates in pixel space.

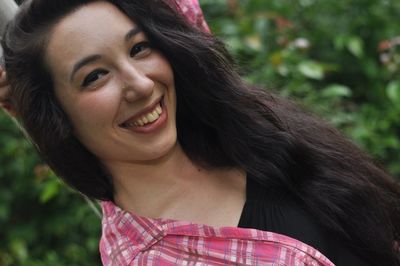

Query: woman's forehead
[49,1,135,44]
[45,2,137,75]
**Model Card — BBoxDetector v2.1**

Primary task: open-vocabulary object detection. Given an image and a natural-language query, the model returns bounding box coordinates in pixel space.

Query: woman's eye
[82,69,109,87]
[130,42,151,57]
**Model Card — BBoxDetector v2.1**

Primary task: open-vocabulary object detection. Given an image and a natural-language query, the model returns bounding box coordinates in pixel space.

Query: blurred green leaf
[347,36,364,58]
[10,239,28,263]
[40,179,61,203]
[321,84,352,98]
[386,81,400,104]
[298,61,324,80]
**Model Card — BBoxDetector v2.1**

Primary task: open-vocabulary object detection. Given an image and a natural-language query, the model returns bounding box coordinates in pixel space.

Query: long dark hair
[2,0,400,264]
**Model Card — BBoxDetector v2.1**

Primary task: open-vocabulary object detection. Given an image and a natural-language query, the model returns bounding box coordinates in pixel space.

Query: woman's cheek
[71,88,120,130]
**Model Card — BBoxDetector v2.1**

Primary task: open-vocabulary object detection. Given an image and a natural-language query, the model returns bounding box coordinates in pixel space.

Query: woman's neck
[105,144,246,226]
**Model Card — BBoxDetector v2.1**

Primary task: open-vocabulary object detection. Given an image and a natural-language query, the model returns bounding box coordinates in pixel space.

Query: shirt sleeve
[172,0,210,32]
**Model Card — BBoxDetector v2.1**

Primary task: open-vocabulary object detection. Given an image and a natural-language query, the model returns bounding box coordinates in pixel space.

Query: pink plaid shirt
[168,0,210,32]
[100,201,335,266]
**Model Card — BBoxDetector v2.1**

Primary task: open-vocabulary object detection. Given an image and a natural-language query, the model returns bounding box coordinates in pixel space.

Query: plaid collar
[100,201,334,266]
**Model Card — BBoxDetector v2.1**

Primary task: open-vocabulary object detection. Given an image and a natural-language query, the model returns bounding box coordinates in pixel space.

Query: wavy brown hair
[2,0,400,264]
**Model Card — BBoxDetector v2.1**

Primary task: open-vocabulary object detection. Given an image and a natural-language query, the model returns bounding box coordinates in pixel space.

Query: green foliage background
[1,0,399,264]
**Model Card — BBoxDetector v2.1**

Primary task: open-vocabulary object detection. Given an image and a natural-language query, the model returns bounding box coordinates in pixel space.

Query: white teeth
[147,113,156,122]
[124,103,163,128]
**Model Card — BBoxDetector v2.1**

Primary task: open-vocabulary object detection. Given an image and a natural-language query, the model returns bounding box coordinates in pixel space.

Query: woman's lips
[120,96,168,134]
[120,96,164,128]
[123,102,162,127]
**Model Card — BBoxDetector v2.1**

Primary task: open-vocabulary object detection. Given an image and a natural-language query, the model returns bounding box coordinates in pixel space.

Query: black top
[237,176,368,266]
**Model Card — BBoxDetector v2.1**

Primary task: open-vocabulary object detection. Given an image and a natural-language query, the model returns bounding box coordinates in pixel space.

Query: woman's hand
[0,67,16,117]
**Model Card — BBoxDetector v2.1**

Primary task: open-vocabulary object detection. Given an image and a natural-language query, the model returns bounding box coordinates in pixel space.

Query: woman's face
[45,1,177,165]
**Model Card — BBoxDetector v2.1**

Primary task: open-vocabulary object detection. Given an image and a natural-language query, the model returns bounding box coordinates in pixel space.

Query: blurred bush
[0,0,399,264]
[0,116,101,265]
[202,0,400,176]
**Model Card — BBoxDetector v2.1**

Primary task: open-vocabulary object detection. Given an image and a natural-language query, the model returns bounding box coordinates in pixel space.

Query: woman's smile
[120,96,168,134]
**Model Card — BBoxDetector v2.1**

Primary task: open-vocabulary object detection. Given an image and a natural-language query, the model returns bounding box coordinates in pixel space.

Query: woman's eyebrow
[125,26,141,42]
[70,54,102,83]
[69,27,141,83]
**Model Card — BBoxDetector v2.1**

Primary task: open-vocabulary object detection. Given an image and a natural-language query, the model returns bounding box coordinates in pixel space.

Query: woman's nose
[120,64,154,102]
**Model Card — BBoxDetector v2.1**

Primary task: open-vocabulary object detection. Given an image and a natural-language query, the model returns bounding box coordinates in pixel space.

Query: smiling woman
[47,3,177,166]
[1,0,400,265]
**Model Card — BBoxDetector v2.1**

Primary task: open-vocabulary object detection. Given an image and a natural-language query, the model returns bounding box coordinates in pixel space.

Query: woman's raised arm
[0,0,17,116]
[0,67,15,116]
